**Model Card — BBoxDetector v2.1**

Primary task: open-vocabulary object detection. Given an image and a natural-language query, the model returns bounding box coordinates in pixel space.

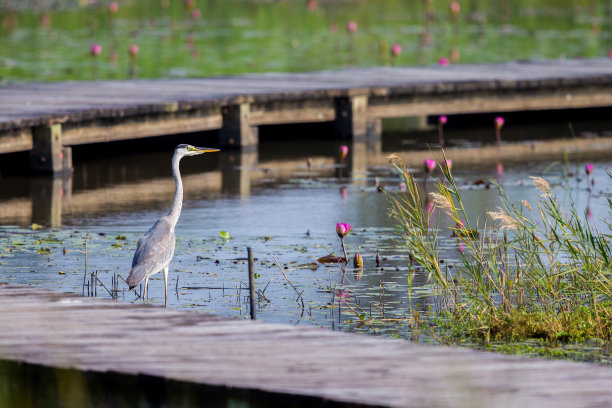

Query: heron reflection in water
[126,144,220,306]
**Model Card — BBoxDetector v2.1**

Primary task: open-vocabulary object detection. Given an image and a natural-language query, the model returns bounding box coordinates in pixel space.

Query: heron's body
[126,144,219,305]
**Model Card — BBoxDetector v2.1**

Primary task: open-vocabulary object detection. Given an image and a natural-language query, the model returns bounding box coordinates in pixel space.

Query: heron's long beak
[190,146,220,154]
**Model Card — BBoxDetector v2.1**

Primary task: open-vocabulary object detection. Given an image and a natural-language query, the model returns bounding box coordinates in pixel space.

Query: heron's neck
[168,153,183,227]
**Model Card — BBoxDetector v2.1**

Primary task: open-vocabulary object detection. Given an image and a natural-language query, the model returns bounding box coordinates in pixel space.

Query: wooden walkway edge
[2,58,612,173]
[0,285,611,407]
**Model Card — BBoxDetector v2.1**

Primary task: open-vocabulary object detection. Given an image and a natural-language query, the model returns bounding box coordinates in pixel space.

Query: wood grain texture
[1,58,612,152]
[0,285,610,407]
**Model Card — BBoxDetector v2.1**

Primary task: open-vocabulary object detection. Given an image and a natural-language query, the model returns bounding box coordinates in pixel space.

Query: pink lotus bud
[347,21,358,33]
[129,44,139,57]
[191,9,201,19]
[336,222,352,238]
[450,1,461,16]
[339,145,349,159]
[495,116,505,130]
[39,14,51,27]
[439,115,447,125]
[585,163,594,176]
[391,44,402,56]
[608,50,612,58]
[438,57,449,66]
[90,44,102,56]
[109,2,118,14]
[353,252,363,269]
[423,159,436,173]
[444,159,452,171]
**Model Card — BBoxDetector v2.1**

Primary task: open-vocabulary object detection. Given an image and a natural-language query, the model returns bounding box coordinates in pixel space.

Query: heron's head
[175,144,220,158]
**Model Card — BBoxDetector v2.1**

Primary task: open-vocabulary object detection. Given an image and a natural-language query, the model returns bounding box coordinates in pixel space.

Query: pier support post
[219,104,258,150]
[366,117,382,142]
[334,95,368,141]
[29,124,73,175]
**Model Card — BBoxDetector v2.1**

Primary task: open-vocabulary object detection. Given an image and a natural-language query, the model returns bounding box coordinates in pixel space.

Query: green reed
[387,154,612,343]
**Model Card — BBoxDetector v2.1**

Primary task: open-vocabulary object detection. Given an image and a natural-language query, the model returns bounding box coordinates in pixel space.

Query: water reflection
[2,131,611,228]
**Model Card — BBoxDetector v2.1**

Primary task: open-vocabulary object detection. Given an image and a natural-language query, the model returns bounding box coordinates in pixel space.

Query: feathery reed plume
[521,200,532,211]
[429,192,454,217]
[530,176,551,197]
[487,207,518,230]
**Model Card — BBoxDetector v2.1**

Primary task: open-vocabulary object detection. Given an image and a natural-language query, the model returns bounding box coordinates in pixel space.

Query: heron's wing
[127,218,176,287]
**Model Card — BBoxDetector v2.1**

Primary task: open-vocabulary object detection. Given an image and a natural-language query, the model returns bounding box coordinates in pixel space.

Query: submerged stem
[341,237,348,263]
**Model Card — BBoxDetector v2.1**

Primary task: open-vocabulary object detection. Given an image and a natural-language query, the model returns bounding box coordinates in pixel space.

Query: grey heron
[126,144,219,305]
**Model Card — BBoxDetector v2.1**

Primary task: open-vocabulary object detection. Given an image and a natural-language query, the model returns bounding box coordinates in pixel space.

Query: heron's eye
[187,146,195,151]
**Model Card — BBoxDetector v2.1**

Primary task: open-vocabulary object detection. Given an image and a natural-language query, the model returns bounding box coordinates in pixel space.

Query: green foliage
[387,154,612,344]
[1,1,610,82]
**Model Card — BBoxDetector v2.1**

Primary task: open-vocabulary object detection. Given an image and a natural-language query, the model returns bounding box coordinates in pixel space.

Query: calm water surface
[1,121,611,346]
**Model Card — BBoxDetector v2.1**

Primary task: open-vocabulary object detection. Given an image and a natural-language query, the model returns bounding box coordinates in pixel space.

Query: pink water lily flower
[339,145,349,159]
[438,57,449,66]
[90,44,102,56]
[391,44,402,57]
[129,44,139,58]
[439,115,448,125]
[450,1,461,16]
[423,159,436,174]
[336,222,352,263]
[336,222,352,238]
[585,163,594,176]
[347,21,358,33]
[495,116,505,130]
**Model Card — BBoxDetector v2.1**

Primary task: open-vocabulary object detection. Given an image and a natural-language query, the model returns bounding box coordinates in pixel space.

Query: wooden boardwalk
[0,285,611,407]
[2,58,612,173]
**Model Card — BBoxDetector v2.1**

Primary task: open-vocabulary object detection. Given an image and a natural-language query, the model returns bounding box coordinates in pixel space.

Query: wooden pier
[0,285,611,407]
[2,58,612,173]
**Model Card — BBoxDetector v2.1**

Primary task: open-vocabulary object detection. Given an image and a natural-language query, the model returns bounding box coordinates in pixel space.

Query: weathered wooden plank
[0,127,32,153]
[0,285,611,408]
[62,109,222,145]
[250,99,335,125]
[368,85,612,117]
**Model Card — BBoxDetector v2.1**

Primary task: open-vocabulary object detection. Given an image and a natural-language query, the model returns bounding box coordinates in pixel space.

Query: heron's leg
[143,276,149,302]
[163,266,169,307]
